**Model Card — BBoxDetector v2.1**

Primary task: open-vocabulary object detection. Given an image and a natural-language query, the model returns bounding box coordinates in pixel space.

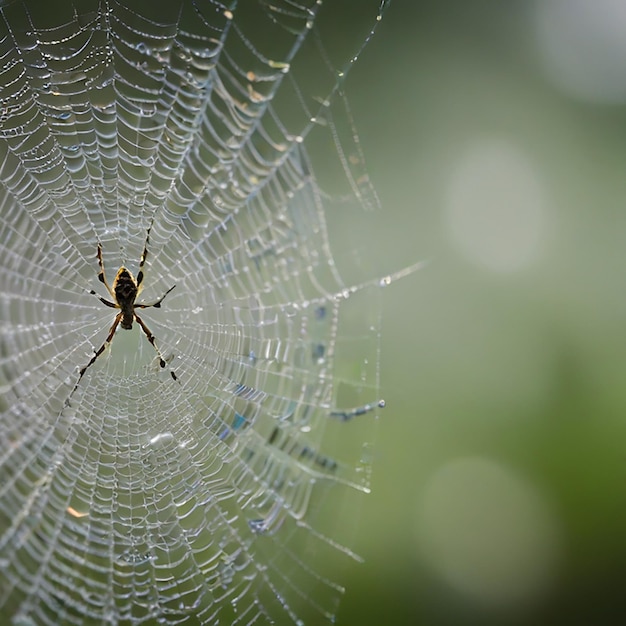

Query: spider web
[0,0,418,623]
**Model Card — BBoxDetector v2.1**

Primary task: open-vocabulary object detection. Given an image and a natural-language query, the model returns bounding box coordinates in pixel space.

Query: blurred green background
[336,1,626,624]
[5,0,626,623]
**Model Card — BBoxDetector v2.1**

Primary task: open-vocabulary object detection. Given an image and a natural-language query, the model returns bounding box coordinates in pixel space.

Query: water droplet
[145,432,174,448]
[268,60,290,72]
[138,103,156,117]
[248,519,266,534]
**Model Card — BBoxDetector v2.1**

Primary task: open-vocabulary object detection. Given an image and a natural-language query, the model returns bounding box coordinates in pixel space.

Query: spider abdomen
[113,267,138,329]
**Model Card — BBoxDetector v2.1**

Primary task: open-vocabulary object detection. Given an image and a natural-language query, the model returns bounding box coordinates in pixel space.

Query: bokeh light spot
[534,0,626,104]
[415,457,560,608]
[444,139,545,273]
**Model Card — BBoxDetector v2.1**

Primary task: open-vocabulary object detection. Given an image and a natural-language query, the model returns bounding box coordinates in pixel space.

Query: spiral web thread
[0,0,417,623]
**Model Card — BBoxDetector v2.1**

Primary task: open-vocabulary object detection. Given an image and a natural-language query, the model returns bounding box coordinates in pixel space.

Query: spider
[67,231,177,404]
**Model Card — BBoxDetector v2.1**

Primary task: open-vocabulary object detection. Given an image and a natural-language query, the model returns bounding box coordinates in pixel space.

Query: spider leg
[96,244,115,299]
[65,312,122,406]
[89,291,118,308]
[136,220,153,288]
[134,312,178,381]
[135,284,176,309]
